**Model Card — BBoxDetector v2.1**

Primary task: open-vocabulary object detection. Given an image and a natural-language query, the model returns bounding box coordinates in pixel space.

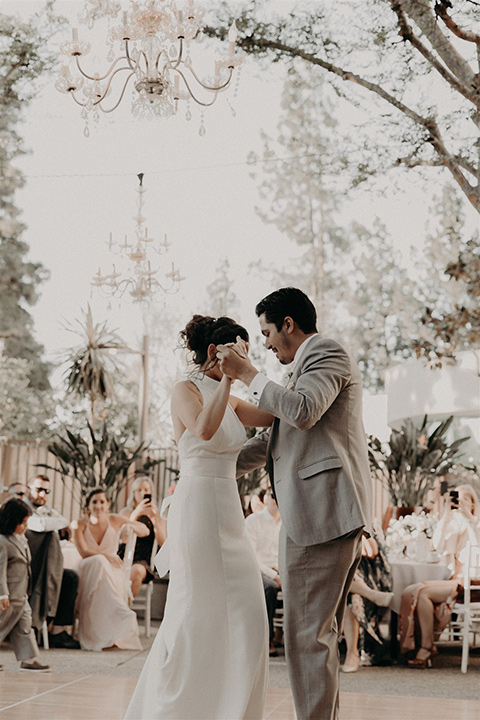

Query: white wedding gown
[125,374,268,720]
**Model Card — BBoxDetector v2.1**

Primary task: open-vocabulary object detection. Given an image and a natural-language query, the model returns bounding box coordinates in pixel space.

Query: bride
[124,315,273,720]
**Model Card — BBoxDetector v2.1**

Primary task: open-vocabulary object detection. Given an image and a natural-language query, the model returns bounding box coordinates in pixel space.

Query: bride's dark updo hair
[180,315,249,367]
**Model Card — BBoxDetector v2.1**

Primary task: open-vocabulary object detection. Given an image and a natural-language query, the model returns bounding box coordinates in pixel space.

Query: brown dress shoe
[20,660,51,672]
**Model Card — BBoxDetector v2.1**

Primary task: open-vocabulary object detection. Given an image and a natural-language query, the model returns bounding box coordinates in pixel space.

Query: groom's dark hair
[255,288,317,334]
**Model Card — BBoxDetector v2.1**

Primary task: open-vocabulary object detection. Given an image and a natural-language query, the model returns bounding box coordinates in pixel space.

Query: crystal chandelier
[56,0,244,132]
[91,173,184,302]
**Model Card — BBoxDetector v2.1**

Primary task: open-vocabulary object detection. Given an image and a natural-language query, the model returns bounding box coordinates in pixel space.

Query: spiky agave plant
[64,305,125,429]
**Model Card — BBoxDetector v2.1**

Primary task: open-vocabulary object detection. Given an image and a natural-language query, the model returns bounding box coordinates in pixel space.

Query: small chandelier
[91,173,184,302]
[56,0,243,133]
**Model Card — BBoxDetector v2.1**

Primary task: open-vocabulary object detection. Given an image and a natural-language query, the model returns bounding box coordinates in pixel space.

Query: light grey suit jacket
[237,335,372,546]
[0,534,31,601]
[0,534,33,645]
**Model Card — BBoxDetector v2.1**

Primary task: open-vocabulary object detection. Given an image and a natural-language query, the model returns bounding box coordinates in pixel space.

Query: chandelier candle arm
[74,52,130,83]
[96,70,137,113]
[173,70,221,108]
[182,63,234,93]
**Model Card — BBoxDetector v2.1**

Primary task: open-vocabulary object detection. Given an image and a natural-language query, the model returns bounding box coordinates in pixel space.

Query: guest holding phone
[118,476,166,598]
[399,484,480,667]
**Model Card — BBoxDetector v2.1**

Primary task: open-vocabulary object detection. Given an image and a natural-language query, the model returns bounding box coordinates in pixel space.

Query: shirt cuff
[248,373,270,401]
[261,566,278,581]
[0,595,8,601]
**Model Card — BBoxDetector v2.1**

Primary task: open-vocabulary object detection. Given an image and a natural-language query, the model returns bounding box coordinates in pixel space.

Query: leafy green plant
[37,422,146,508]
[64,306,125,429]
[368,415,470,507]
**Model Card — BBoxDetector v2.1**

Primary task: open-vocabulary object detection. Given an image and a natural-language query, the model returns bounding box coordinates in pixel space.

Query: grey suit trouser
[279,526,363,720]
[0,598,38,661]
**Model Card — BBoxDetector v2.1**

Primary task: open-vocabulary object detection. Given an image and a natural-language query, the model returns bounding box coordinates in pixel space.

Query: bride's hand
[223,336,248,359]
[232,336,248,358]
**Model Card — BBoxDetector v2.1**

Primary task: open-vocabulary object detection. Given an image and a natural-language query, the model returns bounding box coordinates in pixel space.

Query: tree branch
[434,2,480,46]
[391,1,480,108]
[400,0,476,87]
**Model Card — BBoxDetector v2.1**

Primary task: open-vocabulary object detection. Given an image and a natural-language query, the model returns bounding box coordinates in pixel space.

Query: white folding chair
[457,543,480,673]
[122,527,137,603]
[438,542,480,673]
[41,619,49,650]
[272,590,284,633]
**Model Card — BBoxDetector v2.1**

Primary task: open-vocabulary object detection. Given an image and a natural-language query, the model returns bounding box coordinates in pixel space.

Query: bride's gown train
[125,375,268,719]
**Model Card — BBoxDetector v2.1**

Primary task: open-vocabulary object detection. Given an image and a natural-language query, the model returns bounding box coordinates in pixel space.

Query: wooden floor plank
[0,674,479,719]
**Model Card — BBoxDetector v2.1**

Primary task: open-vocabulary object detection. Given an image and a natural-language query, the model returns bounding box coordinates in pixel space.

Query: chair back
[464,543,480,605]
[122,527,137,602]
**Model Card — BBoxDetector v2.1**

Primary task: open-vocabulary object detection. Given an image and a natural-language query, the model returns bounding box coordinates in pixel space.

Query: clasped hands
[216,336,252,381]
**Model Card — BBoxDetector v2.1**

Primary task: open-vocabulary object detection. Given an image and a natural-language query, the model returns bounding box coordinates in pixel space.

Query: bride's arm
[229,396,273,428]
[171,375,232,441]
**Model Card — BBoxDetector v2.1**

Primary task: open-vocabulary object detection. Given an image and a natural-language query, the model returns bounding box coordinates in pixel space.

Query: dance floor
[0,672,478,720]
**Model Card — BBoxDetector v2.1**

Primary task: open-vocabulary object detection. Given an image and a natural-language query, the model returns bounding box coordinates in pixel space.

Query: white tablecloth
[390,560,451,614]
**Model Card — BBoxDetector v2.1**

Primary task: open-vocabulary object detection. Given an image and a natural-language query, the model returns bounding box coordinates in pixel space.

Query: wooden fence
[0,437,389,524]
[0,437,180,520]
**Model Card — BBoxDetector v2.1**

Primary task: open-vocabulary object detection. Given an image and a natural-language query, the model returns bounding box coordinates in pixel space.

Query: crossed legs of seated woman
[342,576,394,672]
[400,579,458,668]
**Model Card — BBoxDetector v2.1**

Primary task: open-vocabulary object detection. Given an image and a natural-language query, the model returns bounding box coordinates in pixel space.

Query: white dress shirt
[245,507,282,581]
[25,501,69,533]
[248,334,318,401]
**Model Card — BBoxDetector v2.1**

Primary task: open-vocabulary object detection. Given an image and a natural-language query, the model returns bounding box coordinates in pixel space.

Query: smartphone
[440,480,448,495]
[144,493,152,503]
[449,490,459,508]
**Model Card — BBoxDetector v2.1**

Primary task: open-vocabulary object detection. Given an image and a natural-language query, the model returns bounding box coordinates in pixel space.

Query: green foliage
[247,63,351,333]
[343,221,425,390]
[413,236,480,365]
[0,4,64,392]
[368,415,470,507]
[0,351,54,438]
[37,422,146,508]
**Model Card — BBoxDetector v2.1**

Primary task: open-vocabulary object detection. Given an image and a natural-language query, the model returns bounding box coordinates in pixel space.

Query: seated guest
[6,483,28,500]
[400,484,480,668]
[23,474,80,649]
[342,533,393,672]
[73,487,148,651]
[248,488,266,516]
[245,489,282,655]
[118,476,167,598]
[0,498,50,672]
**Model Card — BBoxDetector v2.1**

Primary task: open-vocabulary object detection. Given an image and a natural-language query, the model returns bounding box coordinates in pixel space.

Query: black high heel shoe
[407,648,434,669]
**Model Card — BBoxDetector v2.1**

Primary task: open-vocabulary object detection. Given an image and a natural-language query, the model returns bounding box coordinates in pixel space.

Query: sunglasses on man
[30,486,51,494]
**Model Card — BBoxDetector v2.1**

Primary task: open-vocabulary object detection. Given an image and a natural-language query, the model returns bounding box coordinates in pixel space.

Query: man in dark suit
[217,287,372,720]
[24,475,79,649]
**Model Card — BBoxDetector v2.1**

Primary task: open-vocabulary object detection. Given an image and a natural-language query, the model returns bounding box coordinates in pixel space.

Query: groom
[217,287,372,720]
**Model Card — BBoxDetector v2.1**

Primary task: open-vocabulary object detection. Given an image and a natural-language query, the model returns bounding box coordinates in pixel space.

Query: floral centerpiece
[385,511,438,560]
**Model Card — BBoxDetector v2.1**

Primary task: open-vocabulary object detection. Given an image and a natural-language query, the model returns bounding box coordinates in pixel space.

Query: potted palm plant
[37,421,147,509]
[368,414,470,525]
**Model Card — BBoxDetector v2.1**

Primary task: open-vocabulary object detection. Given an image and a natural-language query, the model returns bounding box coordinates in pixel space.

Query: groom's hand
[216,345,258,386]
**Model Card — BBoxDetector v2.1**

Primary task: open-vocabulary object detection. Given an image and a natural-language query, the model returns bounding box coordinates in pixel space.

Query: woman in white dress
[125,315,273,720]
[73,487,148,651]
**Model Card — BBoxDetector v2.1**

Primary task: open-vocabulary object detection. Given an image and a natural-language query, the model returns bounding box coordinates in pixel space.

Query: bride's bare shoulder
[172,380,201,399]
